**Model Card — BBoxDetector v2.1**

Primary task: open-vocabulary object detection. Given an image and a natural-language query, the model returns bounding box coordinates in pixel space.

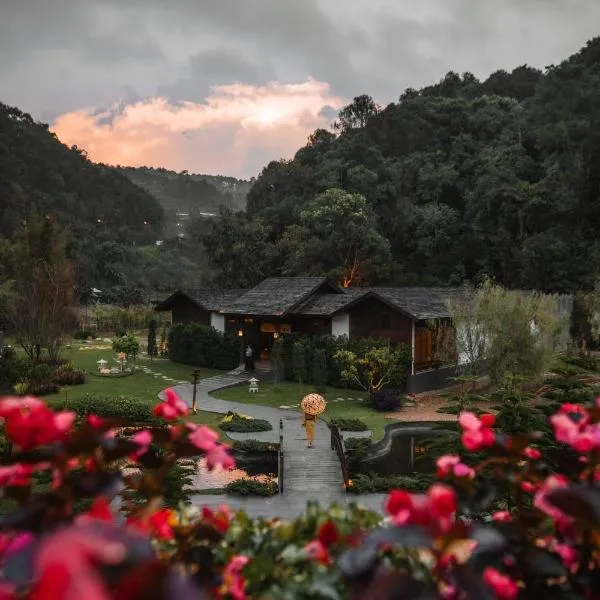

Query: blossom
[492,511,512,522]
[317,520,339,548]
[458,412,495,452]
[385,485,457,534]
[553,542,577,570]
[304,540,330,565]
[153,388,188,420]
[206,444,235,470]
[483,567,519,600]
[202,505,231,533]
[220,555,249,600]
[549,404,600,453]
[186,423,219,452]
[149,509,175,540]
[436,455,475,479]
[524,446,541,460]
[0,463,39,487]
[130,429,152,459]
[533,474,572,532]
[0,397,75,451]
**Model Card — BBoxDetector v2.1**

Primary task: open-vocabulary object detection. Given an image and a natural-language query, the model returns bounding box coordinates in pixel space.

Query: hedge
[168,324,238,370]
[225,478,278,497]
[279,333,411,391]
[58,393,158,424]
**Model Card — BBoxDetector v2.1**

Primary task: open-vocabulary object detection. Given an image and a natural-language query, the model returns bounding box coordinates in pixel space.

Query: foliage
[1,216,77,362]
[58,393,160,423]
[312,348,328,394]
[335,346,410,394]
[219,411,273,433]
[344,437,373,470]
[147,319,158,360]
[112,334,141,369]
[292,341,309,389]
[168,323,238,370]
[224,478,278,497]
[271,337,285,384]
[329,418,369,432]
[347,473,429,495]
[232,439,279,453]
[370,389,404,412]
[52,364,87,386]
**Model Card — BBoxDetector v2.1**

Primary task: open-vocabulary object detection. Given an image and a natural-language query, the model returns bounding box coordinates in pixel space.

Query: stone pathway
[159,369,387,519]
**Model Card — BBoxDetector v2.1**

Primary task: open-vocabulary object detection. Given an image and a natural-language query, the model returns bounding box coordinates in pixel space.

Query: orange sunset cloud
[51,79,345,177]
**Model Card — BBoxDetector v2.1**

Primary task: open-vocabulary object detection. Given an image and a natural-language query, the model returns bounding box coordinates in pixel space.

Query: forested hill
[118,166,249,213]
[203,37,600,293]
[0,103,164,243]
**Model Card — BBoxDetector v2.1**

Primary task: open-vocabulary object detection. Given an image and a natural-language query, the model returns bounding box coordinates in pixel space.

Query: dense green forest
[201,37,600,292]
[118,167,248,237]
[0,103,207,303]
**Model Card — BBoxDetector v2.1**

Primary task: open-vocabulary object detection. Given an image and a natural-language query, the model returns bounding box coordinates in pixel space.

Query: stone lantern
[248,377,259,394]
[97,359,108,373]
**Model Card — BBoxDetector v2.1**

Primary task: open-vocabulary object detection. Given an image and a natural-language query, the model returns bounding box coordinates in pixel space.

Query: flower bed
[220,411,273,433]
[0,386,599,599]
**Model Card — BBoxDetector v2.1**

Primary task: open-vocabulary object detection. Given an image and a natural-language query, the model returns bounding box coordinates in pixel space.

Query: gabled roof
[154,289,245,312]
[291,287,466,320]
[220,277,342,316]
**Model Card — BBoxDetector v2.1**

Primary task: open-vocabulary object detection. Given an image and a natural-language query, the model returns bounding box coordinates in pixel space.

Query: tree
[1,215,76,362]
[147,320,158,361]
[112,334,141,371]
[334,346,403,394]
[280,188,392,287]
[334,95,381,132]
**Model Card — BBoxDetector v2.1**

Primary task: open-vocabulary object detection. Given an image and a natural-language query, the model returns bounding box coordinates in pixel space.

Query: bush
[225,478,278,497]
[312,349,327,393]
[348,473,429,494]
[561,352,598,372]
[220,412,272,433]
[26,382,60,396]
[168,323,238,370]
[74,330,94,340]
[370,389,403,412]
[232,439,278,452]
[53,367,87,386]
[58,393,157,423]
[330,418,369,432]
[344,437,372,470]
[0,350,29,392]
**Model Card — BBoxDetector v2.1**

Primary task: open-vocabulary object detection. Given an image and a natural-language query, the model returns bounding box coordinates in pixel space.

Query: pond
[358,423,448,476]
[189,455,278,491]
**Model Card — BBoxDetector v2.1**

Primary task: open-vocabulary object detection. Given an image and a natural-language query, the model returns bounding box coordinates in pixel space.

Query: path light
[191,369,201,413]
[97,359,108,373]
[248,377,259,394]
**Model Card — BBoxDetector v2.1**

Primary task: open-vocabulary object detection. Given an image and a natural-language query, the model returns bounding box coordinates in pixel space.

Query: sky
[1,0,599,178]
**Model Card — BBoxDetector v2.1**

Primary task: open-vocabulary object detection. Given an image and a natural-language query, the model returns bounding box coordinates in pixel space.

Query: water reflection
[190,457,278,490]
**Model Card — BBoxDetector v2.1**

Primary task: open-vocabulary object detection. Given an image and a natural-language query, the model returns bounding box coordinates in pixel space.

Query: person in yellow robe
[302,412,316,448]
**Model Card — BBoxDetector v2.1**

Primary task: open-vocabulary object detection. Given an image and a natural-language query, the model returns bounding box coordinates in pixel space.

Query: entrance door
[260,331,275,357]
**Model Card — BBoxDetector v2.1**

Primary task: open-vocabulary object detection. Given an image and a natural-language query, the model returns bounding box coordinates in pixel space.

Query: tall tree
[2,215,76,362]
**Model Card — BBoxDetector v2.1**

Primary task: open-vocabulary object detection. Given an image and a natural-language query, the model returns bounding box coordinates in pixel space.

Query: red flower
[0,463,39,487]
[304,540,331,565]
[524,447,541,460]
[483,567,519,600]
[202,505,231,533]
[149,509,175,540]
[153,388,188,420]
[436,455,475,479]
[0,397,75,451]
[492,511,512,522]
[459,412,495,452]
[130,429,152,459]
[317,520,339,548]
[77,496,114,524]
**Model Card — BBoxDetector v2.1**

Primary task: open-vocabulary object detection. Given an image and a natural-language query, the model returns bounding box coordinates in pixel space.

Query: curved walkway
[159,369,387,519]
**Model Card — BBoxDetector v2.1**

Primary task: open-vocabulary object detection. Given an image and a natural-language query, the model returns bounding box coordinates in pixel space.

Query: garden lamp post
[191,369,201,413]
[238,329,244,366]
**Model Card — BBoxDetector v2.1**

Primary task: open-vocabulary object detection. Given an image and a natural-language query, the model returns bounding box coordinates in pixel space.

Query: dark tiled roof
[367,287,467,319]
[221,277,342,316]
[292,287,466,319]
[154,289,245,312]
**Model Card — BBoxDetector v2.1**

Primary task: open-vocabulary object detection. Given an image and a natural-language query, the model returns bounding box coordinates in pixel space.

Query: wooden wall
[171,296,210,326]
[348,297,413,345]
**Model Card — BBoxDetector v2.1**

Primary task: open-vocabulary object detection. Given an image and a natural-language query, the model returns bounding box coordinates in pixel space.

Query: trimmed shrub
[168,323,238,370]
[27,382,60,396]
[58,393,157,423]
[232,439,278,453]
[53,367,87,386]
[330,418,369,432]
[220,412,272,433]
[370,389,403,412]
[344,437,372,470]
[225,478,278,497]
[347,473,429,495]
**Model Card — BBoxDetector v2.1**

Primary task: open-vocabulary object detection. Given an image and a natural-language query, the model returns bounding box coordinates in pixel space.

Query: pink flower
[130,429,152,459]
[153,388,188,420]
[221,555,249,600]
[524,447,541,460]
[206,444,235,470]
[304,540,331,565]
[458,412,495,452]
[483,567,519,600]
[187,423,219,452]
[492,511,512,522]
[520,481,536,493]
[0,463,38,487]
[534,474,572,531]
[453,463,475,478]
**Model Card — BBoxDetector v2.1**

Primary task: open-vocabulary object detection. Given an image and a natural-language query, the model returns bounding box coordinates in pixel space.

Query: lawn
[211,382,391,441]
[44,344,226,405]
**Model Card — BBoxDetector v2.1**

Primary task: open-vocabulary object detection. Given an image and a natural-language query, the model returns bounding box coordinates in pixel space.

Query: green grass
[212,382,390,441]
[43,344,225,405]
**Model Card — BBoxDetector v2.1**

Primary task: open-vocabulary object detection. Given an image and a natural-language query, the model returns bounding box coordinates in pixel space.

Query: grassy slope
[211,382,391,441]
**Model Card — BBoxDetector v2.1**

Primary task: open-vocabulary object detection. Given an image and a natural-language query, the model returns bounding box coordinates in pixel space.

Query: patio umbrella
[300,393,327,416]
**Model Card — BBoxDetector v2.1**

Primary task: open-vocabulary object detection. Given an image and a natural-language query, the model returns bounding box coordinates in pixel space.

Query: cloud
[51,79,345,178]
